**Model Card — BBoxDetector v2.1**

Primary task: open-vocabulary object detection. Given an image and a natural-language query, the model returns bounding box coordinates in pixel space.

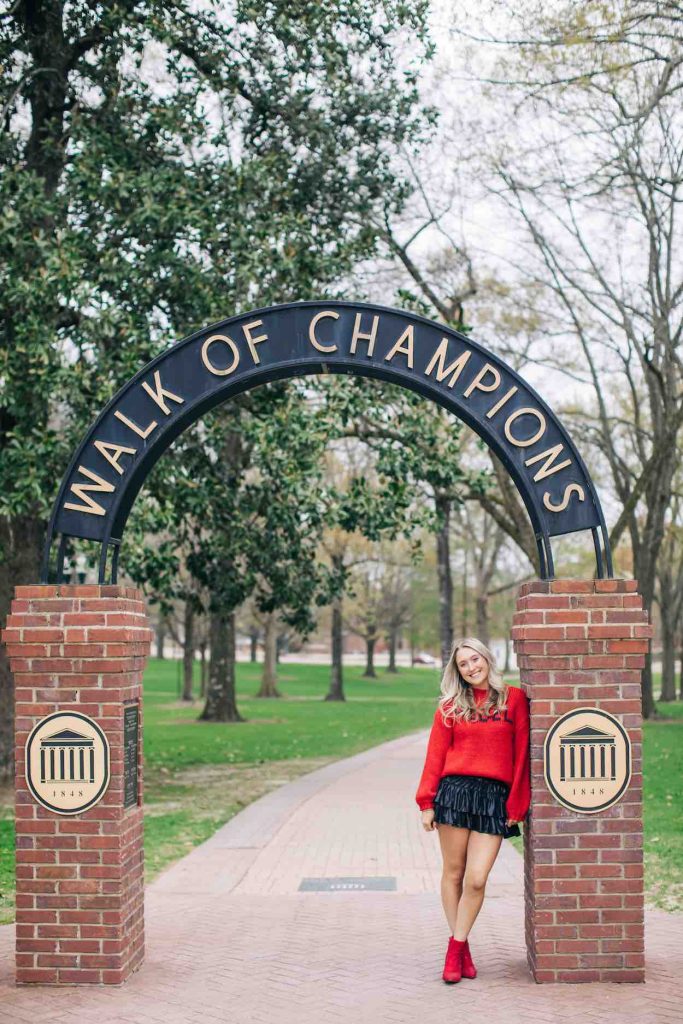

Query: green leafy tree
[0,0,433,771]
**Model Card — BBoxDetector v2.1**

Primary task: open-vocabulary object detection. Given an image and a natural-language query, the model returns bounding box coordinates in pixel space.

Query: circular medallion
[543,706,632,813]
[24,711,111,815]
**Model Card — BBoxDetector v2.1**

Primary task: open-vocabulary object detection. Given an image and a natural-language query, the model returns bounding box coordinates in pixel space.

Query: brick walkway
[0,729,681,1023]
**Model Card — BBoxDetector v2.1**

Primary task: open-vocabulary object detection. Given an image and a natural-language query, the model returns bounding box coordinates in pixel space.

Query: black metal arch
[42,300,613,583]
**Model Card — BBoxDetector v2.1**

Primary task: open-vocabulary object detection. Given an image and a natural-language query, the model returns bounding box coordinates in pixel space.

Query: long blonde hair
[437,636,509,725]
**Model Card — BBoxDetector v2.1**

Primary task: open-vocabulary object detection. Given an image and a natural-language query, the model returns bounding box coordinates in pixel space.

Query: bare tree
[344,559,383,678]
[351,1,683,720]
[455,1,683,125]
[375,541,415,672]
[319,442,376,701]
[466,0,683,718]
[356,157,544,575]
[655,489,683,703]
[452,502,508,647]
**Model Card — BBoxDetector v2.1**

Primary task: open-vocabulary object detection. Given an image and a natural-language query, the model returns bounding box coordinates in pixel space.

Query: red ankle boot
[461,938,477,979]
[442,936,465,983]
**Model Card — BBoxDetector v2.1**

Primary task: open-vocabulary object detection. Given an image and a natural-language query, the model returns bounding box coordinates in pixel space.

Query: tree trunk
[632,547,658,719]
[386,626,398,673]
[155,615,166,659]
[249,628,259,662]
[503,632,511,673]
[475,593,490,648]
[199,640,208,698]
[461,546,469,637]
[435,493,453,668]
[363,632,377,678]
[199,609,245,722]
[0,514,44,781]
[631,441,680,719]
[255,612,281,697]
[325,575,345,701]
[182,600,195,701]
[679,636,683,702]
[657,556,682,704]
[659,602,677,702]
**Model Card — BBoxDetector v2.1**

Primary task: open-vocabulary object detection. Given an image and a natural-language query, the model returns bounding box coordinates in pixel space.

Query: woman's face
[455,646,489,687]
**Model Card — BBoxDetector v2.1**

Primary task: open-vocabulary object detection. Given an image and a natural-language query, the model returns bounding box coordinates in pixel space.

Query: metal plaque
[298,876,397,891]
[544,706,632,813]
[123,703,139,809]
[25,711,110,815]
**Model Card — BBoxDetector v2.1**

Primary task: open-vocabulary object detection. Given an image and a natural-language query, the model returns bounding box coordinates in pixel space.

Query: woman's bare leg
[437,823,470,935]
[453,830,503,940]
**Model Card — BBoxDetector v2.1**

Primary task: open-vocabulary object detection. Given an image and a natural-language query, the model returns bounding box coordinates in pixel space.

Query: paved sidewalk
[0,728,681,1023]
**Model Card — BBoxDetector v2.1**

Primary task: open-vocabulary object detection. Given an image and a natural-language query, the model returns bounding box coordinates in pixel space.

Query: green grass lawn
[641,697,683,912]
[141,657,438,768]
[0,659,681,923]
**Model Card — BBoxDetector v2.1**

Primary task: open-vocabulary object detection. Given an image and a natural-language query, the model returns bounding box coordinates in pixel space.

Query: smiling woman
[415,636,530,984]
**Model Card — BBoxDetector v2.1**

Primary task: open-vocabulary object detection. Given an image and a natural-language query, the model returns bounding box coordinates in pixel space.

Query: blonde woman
[415,637,530,984]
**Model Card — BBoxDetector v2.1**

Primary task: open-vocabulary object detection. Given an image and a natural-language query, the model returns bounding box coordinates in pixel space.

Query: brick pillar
[2,584,152,985]
[512,579,651,984]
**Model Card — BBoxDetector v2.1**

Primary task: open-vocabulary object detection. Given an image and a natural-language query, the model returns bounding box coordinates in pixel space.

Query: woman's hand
[421,808,437,831]
[505,817,520,828]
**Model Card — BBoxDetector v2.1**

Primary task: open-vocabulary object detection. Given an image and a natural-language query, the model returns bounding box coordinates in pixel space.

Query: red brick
[59,910,103,924]
[63,612,107,625]
[57,969,103,983]
[16,938,57,952]
[20,821,56,834]
[550,580,596,593]
[81,925,118,938]
[37,924,79,938]
[59,939,102,952]
[605,637,648,652]
[80,836,120,850]
[16,968,59,983]
[15,585,60,598]
[581,656,628,668]
[588,625,635,639]
[582,896,624,910]
[102,968,126,983]
[80,954,123,969]
[528,595,572,609]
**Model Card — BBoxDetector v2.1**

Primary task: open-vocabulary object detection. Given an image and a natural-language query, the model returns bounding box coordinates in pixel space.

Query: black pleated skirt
[433,774,521,838]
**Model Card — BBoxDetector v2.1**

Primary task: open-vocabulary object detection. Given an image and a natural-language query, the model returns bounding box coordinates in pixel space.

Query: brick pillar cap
[518,578,639,598]
[14,584,145,600]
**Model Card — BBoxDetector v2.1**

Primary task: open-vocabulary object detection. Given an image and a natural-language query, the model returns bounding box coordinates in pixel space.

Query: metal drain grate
[298,876,396,892]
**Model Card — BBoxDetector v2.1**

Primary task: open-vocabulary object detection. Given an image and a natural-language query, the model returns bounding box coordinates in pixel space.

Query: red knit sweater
[415,684,531,821]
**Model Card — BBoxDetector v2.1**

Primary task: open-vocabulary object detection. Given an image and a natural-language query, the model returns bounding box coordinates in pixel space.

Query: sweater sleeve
[505,688,531,821]
[415,705,452,811]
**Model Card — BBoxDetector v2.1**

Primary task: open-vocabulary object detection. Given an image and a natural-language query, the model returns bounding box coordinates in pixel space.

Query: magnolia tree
[0,0,435,768]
